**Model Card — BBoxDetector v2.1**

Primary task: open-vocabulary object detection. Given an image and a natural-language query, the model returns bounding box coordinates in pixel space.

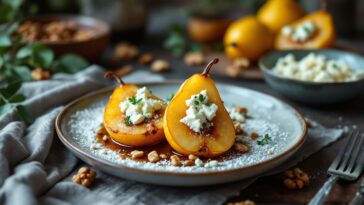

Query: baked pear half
[103,72,166,147]
[164,59,235,157]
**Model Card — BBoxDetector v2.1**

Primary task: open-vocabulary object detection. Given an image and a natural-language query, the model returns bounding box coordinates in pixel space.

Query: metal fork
[349,177,364,205]
[308,130,364,205]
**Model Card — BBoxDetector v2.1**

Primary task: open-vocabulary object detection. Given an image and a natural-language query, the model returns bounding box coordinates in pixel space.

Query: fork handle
[308,175,339,205]
[349,192,364,205]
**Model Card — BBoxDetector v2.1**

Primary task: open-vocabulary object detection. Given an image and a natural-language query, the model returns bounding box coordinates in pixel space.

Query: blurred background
[25,0,364,39]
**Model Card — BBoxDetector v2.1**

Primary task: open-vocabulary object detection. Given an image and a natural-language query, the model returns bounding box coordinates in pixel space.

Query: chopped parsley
[198,94,205,102]
[166,93,175,102]
[125,115,133,126]
[193,100,200,105]
[257,134,271,146]
[128,96,142,105]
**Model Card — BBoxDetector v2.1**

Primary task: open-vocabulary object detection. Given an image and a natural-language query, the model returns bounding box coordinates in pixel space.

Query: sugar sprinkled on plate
[67,100,290,173]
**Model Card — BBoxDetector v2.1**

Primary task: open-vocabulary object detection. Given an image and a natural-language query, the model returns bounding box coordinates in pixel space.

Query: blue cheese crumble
[180,90,218,133]
[282,21,316,43]
[120,87,165,125]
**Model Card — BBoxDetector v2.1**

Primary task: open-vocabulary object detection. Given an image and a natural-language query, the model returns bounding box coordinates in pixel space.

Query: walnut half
[72,167,96,187]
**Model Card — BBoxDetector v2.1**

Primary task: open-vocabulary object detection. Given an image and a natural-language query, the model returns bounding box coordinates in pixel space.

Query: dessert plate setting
[56,80,307,186]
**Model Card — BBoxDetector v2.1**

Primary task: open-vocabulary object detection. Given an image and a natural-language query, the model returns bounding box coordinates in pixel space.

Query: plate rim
[55,80,307,176]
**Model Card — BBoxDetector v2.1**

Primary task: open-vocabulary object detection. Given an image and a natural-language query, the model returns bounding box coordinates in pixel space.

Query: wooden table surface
[102,37,364,205]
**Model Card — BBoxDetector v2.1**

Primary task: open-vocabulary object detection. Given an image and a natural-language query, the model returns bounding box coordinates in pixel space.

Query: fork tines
[328,130,364,180]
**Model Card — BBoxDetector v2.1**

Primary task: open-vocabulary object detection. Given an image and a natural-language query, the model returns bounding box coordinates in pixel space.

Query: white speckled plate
[56,81,307,186]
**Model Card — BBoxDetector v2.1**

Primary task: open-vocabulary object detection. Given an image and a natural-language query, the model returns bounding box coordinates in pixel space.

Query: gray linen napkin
[0,65,344,205]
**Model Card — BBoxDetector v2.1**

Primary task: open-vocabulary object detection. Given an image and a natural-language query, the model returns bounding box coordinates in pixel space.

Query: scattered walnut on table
[184,52,204,66]
[130,150,144,159]
[170,155,181,166]
[283,167,310,190]
[147,150,160,163]
[114,65,134,77]
[227,200,256,205]
[139,54,153,65]
[150,59,170,72]
[72,167,96,187]
[114,42,139,60]
[31,68,51,81]
[226,58,250,77]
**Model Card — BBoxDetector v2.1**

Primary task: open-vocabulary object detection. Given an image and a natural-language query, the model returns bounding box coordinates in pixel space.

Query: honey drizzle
[96,124,240,164]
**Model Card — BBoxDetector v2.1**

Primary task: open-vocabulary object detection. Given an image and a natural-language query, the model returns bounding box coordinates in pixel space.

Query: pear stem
[202,58,219,76]
[104,71,125,86]
[321,0,327,11]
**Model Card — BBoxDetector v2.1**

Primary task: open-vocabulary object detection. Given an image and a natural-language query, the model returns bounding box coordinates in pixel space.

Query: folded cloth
[0,65,344,205]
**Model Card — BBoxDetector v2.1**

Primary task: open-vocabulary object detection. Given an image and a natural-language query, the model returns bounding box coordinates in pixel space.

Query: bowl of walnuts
[16,15,110,60]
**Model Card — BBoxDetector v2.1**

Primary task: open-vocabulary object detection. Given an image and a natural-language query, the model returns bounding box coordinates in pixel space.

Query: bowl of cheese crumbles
[259,49,364,105]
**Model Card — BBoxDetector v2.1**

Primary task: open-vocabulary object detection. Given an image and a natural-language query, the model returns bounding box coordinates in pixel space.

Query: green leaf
[0,22,19,36]
[0,103,12,116]
[257,134,272,146]
[15,105,34,124]
[0,4,17,22]
[4,0,24,8]
[125,115,132,126]
[53,54,88,74]
[14,66,32,81]
[0,35,12,53]
[17,44,54,68]
[9,93,25,103]
[0,81,21,98]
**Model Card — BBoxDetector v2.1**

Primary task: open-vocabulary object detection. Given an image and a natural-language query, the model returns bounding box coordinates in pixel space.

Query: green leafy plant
[0,81,33,123]
[0,0,89,122]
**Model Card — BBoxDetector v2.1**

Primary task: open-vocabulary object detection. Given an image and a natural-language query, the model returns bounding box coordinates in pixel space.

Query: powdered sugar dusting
[67,99,291,173]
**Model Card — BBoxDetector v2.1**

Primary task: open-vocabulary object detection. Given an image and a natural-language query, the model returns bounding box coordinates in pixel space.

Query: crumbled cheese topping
[273,53,364,82]
[180,90,218,133]
[120,87,165,125]
[228,107,246,123]
[282,21,316,43]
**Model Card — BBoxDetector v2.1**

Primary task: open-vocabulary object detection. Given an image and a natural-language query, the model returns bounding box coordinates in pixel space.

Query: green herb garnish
[125,115,132,126]
[198,94,205,102]
[257,134,271,146]
[193,100,199,105]
[128,96,142,105]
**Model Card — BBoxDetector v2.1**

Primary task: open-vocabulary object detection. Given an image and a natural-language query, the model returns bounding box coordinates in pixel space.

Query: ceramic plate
[56,81,307,186]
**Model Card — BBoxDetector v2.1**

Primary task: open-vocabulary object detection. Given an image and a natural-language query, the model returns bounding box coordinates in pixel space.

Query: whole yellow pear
[224,16,274,60]
[257,0,305,33]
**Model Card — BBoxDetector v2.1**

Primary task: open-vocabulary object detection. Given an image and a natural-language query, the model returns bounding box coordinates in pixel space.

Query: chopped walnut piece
[227,200,256,205]
[234,142,249,153]
[130,150,144,159]
[72,167,96,187]
[184,52,204,66]
[188,154,197,161]
[283,167,310,190]
[183,160,194,166]
[170,155,181,166]
[114,42,139,60]
[139,54,153,65]
[250,132,259,140]
[147,150,160,163]
[114,65,134,77]
[159,154,167,159]
[31,68,51,81]
[233,58,250,69]
[151,60,170,72]
[234,122,244,135]
[226,65,241,77]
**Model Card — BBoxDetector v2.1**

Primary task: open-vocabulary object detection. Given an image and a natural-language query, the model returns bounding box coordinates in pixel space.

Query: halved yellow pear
[164,59,235,157]
[103,72,165,147]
